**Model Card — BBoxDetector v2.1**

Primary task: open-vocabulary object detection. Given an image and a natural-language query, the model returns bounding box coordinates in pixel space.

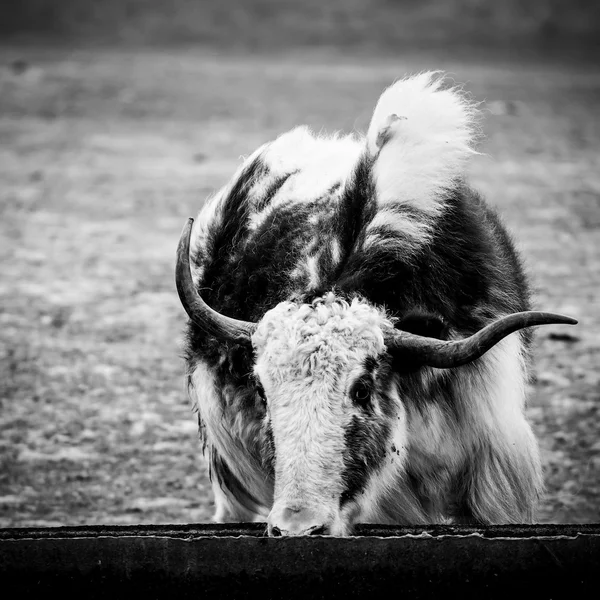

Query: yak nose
[268,506,329,536]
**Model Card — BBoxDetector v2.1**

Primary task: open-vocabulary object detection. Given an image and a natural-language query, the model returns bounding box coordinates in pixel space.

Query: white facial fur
[251,293,408,534]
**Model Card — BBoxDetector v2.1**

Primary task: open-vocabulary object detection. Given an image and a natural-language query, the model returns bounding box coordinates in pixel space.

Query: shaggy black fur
[340,415,390,507]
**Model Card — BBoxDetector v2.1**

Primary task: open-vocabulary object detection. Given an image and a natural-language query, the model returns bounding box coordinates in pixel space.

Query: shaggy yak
[176,72,576,536]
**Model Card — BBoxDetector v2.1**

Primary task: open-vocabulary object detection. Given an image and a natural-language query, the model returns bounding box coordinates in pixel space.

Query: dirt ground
[0,46,598,527]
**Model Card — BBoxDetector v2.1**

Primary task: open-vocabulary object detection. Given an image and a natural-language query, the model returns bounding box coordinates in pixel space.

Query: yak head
[251,294,404,537]
[175,218,574,536]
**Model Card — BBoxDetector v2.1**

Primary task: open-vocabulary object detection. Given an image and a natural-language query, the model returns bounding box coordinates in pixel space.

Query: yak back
[185,150,531,371]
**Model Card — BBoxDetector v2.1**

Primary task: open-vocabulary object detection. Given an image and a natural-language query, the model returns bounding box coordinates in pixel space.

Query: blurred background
[1,1,599,527]
[2,0,599,55]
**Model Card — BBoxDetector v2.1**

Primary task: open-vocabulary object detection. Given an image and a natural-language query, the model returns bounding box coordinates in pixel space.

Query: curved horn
[175,218,256,343]
[386,311,578,369]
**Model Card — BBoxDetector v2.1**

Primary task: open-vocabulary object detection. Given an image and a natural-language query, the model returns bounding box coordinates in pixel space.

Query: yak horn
[175,218,256,343]
[387,311,577,369]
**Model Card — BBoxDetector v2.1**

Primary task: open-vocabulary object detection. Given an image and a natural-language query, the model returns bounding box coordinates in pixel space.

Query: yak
[176,72,575,536]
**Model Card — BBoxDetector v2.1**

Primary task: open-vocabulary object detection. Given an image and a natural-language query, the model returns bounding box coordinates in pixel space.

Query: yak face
[252,293,408,536]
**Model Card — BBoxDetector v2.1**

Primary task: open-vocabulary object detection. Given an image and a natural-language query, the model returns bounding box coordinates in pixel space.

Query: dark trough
[1,523,599,599]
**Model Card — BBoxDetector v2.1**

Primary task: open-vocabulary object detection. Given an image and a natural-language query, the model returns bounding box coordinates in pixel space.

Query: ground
[0,46,598,527]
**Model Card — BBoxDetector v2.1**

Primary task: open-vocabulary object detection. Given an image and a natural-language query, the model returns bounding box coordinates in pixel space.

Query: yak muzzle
[268,505,331,537]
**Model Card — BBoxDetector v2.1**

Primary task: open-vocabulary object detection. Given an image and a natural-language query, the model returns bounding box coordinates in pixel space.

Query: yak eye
[350,379,371,407]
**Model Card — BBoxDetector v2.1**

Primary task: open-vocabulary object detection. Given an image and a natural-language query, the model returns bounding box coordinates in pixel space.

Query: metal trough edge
[1,523,599,599]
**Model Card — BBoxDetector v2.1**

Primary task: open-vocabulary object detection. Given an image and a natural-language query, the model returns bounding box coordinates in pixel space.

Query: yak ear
[394,311,449,340]
[366,72,480,218]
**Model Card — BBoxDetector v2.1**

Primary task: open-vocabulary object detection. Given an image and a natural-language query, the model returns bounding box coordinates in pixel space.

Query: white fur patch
[248,127,361,231]
[365,72,479,246]
[330,238,342,265]
[364,207,434,253]
[304,255,320,290]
